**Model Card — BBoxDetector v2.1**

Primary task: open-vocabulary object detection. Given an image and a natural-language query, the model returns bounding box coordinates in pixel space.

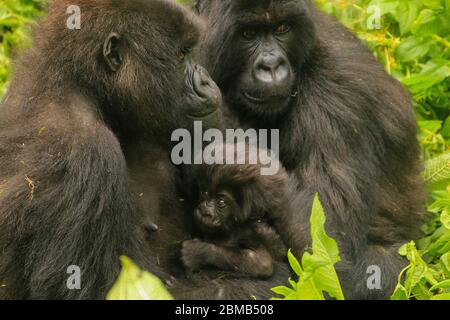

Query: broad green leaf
[440,253,450,277]
[271,194,344,300]
[430,280,450,290]
[403,61,450,94]
[396,0,421,34]
[271,286,297,297]
[107,256,173,300]
[391,284,409,300]
[411,9,445,36]
[423,152,450,184]
[428,199,450,213]
[295,278,326,300]
[310,194,340,264]
[441,211,450,229]
[287,249,303,277]
[307,194,345,300]
[397,37,432,62]
[421,0,444,10]
[430,293,450,300]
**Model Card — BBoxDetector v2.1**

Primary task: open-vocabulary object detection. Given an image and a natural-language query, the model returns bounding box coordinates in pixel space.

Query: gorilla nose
[253,52,289,85]
[193,64,218,99]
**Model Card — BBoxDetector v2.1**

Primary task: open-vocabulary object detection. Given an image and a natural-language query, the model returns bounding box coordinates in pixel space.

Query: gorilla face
[236,17,295,114]
[196,0,316,119]
[194,190,241,234]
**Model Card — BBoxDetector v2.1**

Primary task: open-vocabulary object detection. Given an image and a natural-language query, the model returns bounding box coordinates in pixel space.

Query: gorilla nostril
[254,58,289,84]
[253,52,290,84]
[275,65,289,82]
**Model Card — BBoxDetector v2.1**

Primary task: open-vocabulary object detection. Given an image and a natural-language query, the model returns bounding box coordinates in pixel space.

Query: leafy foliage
[271,194,345,300]
[315,0,450,301]
[107,256,173,300]
[316,0,449,158]
[391,241,450,300]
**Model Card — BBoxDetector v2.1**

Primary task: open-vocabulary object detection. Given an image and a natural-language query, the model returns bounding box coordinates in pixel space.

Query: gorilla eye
[178,47,191,62]
[216,198,227,208]
[242,29,257,40]
[275,24,290,35]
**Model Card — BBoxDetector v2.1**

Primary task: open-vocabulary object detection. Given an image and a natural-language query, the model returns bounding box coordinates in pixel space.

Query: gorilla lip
[243,92,266,103]
[242,91,291,109]
[186,108,219,120]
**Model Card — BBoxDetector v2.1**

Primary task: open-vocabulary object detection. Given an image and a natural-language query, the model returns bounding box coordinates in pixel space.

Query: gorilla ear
[103,32,123,72]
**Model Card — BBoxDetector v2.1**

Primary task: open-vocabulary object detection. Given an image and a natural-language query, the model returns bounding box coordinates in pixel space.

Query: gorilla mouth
[243,92,266,103]
[242,91,291,108]
[194,211,222,232]
[186,107,219,120]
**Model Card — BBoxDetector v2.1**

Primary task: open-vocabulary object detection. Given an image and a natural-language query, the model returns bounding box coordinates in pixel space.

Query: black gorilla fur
[181,143,288,279]
[0,0,224,299]
[194,0,427,299]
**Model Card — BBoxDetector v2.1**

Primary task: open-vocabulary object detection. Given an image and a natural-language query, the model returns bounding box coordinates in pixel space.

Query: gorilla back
[0,0,222,299]
[195,0,427,299]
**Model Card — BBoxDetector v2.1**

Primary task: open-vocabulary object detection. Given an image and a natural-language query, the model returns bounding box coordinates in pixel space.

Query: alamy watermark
[66,5,81,30]
[366,265,382,290]
[367,5,381,30]
[171,121,280,176]
[66,265,81,290]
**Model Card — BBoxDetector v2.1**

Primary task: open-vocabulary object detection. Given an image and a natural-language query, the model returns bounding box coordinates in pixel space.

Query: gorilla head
[23,0,222,143]
[195,0,315,118]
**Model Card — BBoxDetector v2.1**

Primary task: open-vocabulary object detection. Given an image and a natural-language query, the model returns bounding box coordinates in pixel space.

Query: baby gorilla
[181,143,289,279]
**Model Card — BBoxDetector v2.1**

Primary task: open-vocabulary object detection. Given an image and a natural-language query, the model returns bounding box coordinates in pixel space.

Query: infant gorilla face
[194,190,240,233]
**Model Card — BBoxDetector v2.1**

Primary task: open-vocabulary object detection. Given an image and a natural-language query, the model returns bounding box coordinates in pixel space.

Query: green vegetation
[107,256,174,300]
[311,0,450,301]
[1,0,449,300]
[271,195,345,300]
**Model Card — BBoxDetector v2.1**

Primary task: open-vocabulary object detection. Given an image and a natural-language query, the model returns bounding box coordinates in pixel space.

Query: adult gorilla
[0,0,223,299]
[194,0,426,299]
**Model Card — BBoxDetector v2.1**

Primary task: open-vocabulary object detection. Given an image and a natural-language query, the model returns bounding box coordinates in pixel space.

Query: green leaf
[271,286,297,297]
[440,253,450,277]
[106,256,173,300]
[430,280,450,290]
[295,279,326,300]
[287,249,303,276]
[428,199,450,213]
[430,293,450,300]
[411,9,445,36]
[421,0,444,10]
[310,194,340,265]
[308,194,345,300]
[396,0,421,34]
[403,60,450,94]
[441,210,450,229]
[396,37,432,62]
[423,152,450,184]
[271,194,344,300]
[391,284,409,300]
